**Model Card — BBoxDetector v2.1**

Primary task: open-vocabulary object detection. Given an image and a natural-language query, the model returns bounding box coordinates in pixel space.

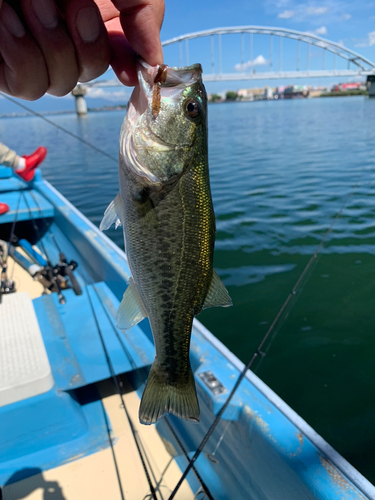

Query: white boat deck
[1,256,194,500]
[0,293,54,407]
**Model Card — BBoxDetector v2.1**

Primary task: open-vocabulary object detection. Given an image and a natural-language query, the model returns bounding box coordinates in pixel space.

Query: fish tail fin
[139,362,200,425]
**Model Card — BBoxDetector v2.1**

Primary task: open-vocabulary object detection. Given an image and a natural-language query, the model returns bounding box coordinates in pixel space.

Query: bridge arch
[162,26,375,81]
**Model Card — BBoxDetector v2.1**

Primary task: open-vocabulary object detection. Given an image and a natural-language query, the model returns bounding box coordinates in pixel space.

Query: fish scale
[101,60,232,425]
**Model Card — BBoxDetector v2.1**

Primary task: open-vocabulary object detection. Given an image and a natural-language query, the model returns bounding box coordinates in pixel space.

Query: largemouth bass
[101,60,232,425]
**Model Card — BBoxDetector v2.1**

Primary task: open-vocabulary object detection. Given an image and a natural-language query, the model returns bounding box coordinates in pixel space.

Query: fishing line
[99,399,126,500]
[3,191,22,282]
[28,190,63,254]
[207,418,232,461]
[86,286,159,500]
[0,92,118,164]
[91,284,215,500]
[21,191,50,264]
[167,183,359,500]
[91,286,164,498]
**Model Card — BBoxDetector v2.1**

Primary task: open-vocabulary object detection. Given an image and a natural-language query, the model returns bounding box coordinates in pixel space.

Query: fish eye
[184,99,201,118]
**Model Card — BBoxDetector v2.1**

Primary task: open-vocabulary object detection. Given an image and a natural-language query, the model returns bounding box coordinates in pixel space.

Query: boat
[0,163,374,500]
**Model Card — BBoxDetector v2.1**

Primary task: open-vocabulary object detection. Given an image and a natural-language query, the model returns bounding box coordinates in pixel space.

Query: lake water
[1,96,375,483]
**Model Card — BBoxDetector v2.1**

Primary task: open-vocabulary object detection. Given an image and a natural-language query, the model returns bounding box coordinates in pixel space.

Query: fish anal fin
[202,269,232,310]
[116,278,147,330]
[100,193,122,231]
[139,362,200,425]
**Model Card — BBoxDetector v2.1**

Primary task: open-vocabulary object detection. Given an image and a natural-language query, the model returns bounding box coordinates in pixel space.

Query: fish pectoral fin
[202,269,233,310]
[116,278,148,330]
[100,193,122,231]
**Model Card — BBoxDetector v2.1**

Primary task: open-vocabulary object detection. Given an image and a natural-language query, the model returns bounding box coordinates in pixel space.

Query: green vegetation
[225,91,238,101]
[211,93,222,102]
[321,89,369,97]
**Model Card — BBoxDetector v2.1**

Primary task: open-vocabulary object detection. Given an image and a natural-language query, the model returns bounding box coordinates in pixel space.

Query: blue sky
[1,0,375,113]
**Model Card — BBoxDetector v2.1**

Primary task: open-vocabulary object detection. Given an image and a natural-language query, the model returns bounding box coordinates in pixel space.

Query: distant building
[283,85,309,99]
[238,87,266,100]
[332,82,364,92]
[264,86,274,100]
[238,89,254,101]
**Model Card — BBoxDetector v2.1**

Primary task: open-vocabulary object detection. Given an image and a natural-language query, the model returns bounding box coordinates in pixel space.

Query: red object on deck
[17,147,47,182]
[0,203,10,215]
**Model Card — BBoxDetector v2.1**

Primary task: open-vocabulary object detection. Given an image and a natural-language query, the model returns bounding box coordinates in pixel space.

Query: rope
[0,92,118,164]
[167,186,357,500]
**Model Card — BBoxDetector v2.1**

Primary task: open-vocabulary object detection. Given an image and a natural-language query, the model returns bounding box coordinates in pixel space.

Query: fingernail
[1,4,26,38]
[32,0,59,29]
[76,7,101,43]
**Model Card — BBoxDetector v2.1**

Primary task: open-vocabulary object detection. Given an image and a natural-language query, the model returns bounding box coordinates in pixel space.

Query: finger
[111,0,164,66]
[105,17,137,86]
[0,3,49,99]
[64,0,111,83]
[20,0,79,96]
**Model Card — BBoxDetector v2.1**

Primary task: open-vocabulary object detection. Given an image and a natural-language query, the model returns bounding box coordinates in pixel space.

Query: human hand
[0,0,164,100]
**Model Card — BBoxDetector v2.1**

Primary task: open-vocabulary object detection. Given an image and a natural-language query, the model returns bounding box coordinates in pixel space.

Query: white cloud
[355,31,375,47]
[306,6,329,15]
[369,31,375,46]
[337,39,345,46]
[315,26,327,35]
[271,2,352,23]
[306,26,327,36]
[278,9,295,18]
[86,87,130,102]
[234,55,268,71]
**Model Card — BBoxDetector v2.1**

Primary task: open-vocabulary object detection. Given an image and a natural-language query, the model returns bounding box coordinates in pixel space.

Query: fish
[100,60,232,425]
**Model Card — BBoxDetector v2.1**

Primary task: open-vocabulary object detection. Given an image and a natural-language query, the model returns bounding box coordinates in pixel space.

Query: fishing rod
[86,286,159,500]
[27,190,82,296]
[167,186,358,500]
[91,284,215,500]
[9,189,82,301]
[20,191,66,303]
[0,192,22,302]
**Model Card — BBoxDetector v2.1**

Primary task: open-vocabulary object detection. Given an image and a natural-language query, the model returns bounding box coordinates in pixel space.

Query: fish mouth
[137,60,203,91]
[120,60,201,188]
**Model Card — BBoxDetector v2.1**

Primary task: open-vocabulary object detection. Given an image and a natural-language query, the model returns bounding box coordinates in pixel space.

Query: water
[1,97,375,483]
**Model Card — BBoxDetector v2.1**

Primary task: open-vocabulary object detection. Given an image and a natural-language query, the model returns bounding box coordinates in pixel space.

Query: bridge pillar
[71,85,87,115]
[367,75,375,98]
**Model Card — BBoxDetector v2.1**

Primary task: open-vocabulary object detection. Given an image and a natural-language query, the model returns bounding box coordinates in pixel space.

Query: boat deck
[3,380,194,500]
[2,377,193,500]
[1,256,194,500]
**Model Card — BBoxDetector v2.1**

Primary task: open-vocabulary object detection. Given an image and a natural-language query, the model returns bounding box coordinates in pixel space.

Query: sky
[1,0,375,113]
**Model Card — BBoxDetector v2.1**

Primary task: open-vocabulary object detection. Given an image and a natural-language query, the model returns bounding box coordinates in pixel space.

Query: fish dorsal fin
[203,270,233,310]
[100,193,122,231]
[116,278,148,330]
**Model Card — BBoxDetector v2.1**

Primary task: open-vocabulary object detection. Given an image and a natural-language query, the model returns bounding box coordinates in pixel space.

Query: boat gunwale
[38,177,375,499]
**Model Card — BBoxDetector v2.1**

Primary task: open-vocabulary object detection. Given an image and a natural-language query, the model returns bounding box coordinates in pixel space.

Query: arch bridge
[162,26,375,82]
[72,26,375,113]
